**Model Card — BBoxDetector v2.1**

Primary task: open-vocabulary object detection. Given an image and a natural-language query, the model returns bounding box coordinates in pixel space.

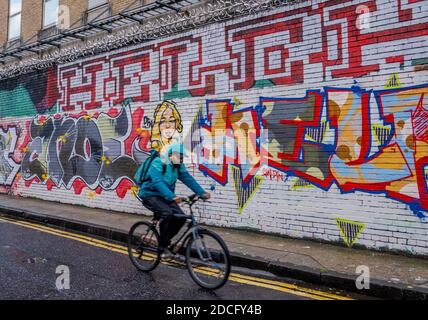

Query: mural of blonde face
[159,107,177,144]
[151,101,183,154]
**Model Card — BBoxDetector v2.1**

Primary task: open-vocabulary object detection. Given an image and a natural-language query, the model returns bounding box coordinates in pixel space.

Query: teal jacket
[134,155,206,202]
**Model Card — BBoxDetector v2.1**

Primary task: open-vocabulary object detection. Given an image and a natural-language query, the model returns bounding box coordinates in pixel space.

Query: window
[86,0,110,23]
[88,0,107,10]
[43,0,59,28]
[8,0,22,41]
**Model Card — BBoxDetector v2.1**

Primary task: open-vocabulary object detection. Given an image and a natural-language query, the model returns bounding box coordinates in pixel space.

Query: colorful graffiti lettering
[198,100,262,186]
[192,84,428,216]
[260,91,333,190]
[19,100,190,198]
[21,105,151,197]
[52,1,428,111]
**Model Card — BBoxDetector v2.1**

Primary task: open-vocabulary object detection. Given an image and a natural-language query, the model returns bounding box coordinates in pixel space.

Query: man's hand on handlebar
[174,193,210,204]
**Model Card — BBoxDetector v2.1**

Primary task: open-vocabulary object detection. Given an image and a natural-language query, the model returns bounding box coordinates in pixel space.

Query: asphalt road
[0,216,372,300]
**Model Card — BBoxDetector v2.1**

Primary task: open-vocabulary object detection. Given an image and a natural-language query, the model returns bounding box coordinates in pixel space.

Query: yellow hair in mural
[151,101,183,152]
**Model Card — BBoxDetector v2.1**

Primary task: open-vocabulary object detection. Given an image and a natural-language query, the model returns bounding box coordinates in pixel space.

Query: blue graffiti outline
[258,90,335,191]
[324,85,428,218]
[199,99,265,188]
[198,98,233,186]
[197,84,428,219]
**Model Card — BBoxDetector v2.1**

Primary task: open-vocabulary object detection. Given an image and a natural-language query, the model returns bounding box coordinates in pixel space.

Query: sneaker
[160,248,176,260]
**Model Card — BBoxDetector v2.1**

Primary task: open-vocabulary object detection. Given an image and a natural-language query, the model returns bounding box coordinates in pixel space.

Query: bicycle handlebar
[181,194,209,205]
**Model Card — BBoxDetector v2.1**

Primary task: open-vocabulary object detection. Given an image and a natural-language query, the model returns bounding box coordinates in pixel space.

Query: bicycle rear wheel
[185,229,231,290]
[128,221,161,272]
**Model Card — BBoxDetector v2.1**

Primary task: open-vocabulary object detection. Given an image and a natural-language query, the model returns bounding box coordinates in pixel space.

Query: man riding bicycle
[134,143,210,259]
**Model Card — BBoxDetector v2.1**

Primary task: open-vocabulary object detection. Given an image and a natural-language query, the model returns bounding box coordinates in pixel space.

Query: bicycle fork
[192,229,213,262]
[137,229,155,259]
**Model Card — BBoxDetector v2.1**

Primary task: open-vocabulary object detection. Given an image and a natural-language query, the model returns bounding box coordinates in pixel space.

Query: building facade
[0,0,428,255]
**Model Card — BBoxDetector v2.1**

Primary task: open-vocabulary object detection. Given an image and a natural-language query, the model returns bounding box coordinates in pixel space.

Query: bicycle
[127,194,231,290]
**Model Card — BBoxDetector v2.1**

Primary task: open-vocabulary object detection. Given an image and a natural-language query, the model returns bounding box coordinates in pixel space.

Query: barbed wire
[0,0,308,80]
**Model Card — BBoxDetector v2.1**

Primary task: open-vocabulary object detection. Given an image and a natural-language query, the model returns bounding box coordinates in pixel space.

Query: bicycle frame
[148,195,204,255]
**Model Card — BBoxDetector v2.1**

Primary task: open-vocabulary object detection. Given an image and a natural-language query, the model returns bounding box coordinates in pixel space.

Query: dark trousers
[142,196,187,249]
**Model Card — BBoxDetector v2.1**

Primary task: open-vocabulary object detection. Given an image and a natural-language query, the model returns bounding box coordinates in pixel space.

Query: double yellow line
[0,215,352,300]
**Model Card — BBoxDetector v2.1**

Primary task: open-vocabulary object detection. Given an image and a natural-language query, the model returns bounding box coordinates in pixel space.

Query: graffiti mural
[260,92,333,190]
[0,69,59,117]
[0,126,20,186]
[231,165,264,214]
[54,1,428,111]
[150,101,183,153]
[13,81,428,218]
[21,103,152,197]
[198,100,262,186]
[334,218,366,248]
[191,84,428,217]
[19,100,189,198]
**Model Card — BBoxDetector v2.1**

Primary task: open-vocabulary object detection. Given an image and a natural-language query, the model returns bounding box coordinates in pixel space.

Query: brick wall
[0,0,8,46]
[60,0,87,27]
[111,0,142,14]
[20,0,43,43]
[1,0,428,255]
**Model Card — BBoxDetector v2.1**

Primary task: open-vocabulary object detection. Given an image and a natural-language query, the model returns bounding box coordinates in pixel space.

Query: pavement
[1,193,428,300]
[0,220,317,300]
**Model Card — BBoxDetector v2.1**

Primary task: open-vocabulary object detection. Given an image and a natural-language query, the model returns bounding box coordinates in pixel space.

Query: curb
[1,204,427,300]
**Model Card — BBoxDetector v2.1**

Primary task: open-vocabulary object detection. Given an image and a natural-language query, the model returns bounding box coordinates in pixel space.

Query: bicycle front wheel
[128,221,161,272]
[185,229,231,290]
